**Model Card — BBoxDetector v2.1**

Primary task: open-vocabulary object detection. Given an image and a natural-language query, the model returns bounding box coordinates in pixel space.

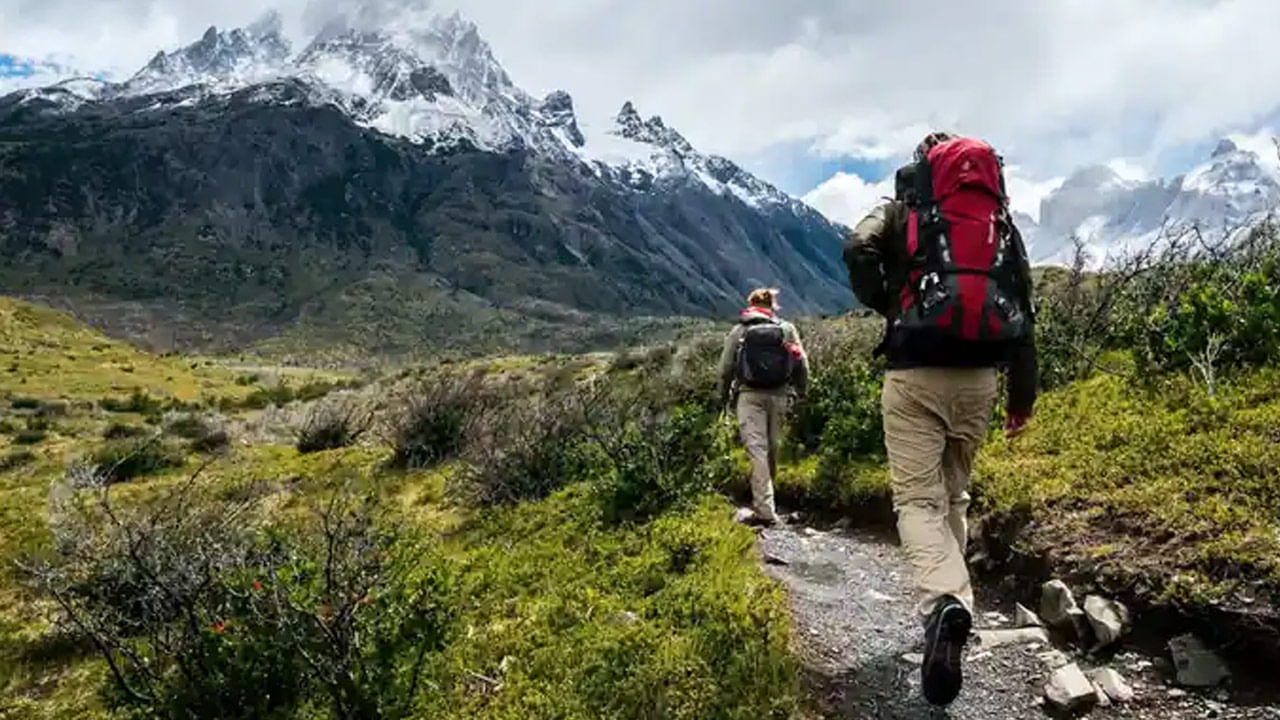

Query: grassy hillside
[0,296,795,720]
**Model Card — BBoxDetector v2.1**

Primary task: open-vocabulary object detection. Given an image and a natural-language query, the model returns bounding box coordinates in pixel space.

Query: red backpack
[896,137,1029,345]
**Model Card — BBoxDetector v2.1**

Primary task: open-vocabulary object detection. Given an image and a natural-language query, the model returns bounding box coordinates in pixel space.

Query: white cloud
[1004,168,1065,223]
[3,0,1280,188]
[801,171,893,228]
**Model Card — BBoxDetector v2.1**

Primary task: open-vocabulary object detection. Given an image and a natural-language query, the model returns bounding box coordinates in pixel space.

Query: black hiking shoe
[921,595,971,706]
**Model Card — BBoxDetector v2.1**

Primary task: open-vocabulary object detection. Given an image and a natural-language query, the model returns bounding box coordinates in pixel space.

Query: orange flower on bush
[210,620,226,634]
[252,580,263,592]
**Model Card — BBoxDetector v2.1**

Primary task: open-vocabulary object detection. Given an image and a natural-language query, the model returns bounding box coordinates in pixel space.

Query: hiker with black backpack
[844,132,1038,708]
[717,288,809,527]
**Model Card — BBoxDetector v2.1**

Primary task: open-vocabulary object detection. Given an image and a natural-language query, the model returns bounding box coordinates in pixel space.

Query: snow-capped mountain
[0,7,851,353]
[1023,137,1280,264]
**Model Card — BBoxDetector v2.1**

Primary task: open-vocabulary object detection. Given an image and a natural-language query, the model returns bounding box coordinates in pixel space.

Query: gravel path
[757,521,1280,720]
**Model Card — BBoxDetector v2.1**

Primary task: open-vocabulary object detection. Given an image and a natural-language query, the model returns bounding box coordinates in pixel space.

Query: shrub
[164,413,231,455]
[25,475,456,720]
[14,428,47,445]
[0,418,16,434]
[296,401,373,454]
[448,385,600,507]
[100,389,164,416]
[390,375,494,470]
[89,437,185,483]
[591,402,722,524]
[9,396,42,411]
[0,450,35,472]
[102,422,147,440]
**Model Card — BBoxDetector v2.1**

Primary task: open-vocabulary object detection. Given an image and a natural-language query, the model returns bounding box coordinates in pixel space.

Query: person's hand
[1005,410,1032,438]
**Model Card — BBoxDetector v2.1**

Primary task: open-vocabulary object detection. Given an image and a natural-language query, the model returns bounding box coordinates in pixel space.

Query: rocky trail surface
[755,519,1280,719]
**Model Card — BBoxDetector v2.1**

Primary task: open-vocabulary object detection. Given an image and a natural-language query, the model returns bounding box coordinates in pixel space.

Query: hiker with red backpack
[718,288,809,527]
[844,132,1038,707]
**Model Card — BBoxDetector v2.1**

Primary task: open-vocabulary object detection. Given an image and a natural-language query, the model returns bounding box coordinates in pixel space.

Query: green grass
[974,367,1280,606]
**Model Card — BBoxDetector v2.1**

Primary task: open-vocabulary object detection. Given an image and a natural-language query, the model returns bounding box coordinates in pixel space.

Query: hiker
[717,288,809,527]
[844,132,1037,707]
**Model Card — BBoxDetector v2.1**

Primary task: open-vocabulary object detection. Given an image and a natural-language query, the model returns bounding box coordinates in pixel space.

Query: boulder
[1083,595,1129,649]
[1044,663,1098,711]
[1169,634,1230,687]
[1089,667,1135,703]
[1040,580,1080,628]
[1015,602,1045,628]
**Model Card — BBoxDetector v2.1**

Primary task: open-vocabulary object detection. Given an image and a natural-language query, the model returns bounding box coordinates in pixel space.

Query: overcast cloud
[2,0,1277,225]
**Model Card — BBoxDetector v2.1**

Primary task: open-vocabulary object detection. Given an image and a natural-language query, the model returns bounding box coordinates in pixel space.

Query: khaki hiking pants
[882,367,998,618]
[737,390,787,522]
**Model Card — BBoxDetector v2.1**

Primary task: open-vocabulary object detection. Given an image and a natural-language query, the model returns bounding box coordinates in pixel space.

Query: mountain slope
[0,8,851,356]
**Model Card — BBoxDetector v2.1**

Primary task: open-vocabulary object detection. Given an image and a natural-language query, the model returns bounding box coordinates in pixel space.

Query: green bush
[448,382,608,507]
[89,438,185,483]
[391,375,494,470]
[14,428,47,445]
[296,402,372,454]
[102,422,147,440]
[593,403,721,524]
[28,478,456,720]
[100,389,164,416]
[0,449,36,472]
[9,396,42,411]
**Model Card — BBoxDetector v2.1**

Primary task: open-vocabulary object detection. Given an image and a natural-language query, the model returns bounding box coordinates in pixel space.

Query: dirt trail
[757,521,1280,720]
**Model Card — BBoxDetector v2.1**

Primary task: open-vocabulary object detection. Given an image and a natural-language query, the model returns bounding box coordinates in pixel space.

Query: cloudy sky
[3,0,1279,224]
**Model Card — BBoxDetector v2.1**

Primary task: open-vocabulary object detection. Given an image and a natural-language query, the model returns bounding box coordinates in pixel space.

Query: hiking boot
[921,595,972,706]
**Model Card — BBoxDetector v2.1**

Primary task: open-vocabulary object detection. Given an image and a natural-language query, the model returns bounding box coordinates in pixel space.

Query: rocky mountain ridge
[0,7,852,355]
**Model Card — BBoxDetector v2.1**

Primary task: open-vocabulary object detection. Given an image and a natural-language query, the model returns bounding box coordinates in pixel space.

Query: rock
[1169,634,1231,687]
[1040,580,1081,628]
[976,627,1050,649]
[832,517,853,531]
[983,610,1010,626]
[1168,688,1189,699]
[762,552,790,567]
[1037,649,1072,670]
[901,652,924,665]
[800,527,820,538]
[1044,663,1098,711]
[1015,602,1045,628]
[1092,680,1112,708]
[1083,595,1129,649]
[734,507,756,524]
[1090,667,1135,703]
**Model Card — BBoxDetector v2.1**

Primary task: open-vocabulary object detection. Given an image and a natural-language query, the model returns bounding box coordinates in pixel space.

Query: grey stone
[1090,667,1135,703]
[1040,580,1081,628]
[901,652,924,665]
[762,552,790,567]
[1083,595,1129,649]
[983,610,1010,626]
[734,507,756,524]
[1037,649,1072,670]
[1169,634,1231,687]
[1015,602,1045,628]
[976,627,1050,649]
[1044,663,1098,711]
[1093,680,1112,708]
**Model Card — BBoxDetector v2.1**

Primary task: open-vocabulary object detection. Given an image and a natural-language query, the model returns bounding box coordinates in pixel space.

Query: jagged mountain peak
[611,101,694,155]
[1213,138,1240,158]
[124,16,291,94]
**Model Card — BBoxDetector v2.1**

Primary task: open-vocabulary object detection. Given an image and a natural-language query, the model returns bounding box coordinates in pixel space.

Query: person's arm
[1005,223,1038,435]
[717,327,740,409]
[843,202,899,317]
[783,321,809,399]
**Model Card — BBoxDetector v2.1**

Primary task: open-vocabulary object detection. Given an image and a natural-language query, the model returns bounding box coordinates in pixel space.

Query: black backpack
[735,318,793,389]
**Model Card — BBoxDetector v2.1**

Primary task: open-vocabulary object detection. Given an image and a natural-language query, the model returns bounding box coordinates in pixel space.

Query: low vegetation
[2,222,1279,717]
